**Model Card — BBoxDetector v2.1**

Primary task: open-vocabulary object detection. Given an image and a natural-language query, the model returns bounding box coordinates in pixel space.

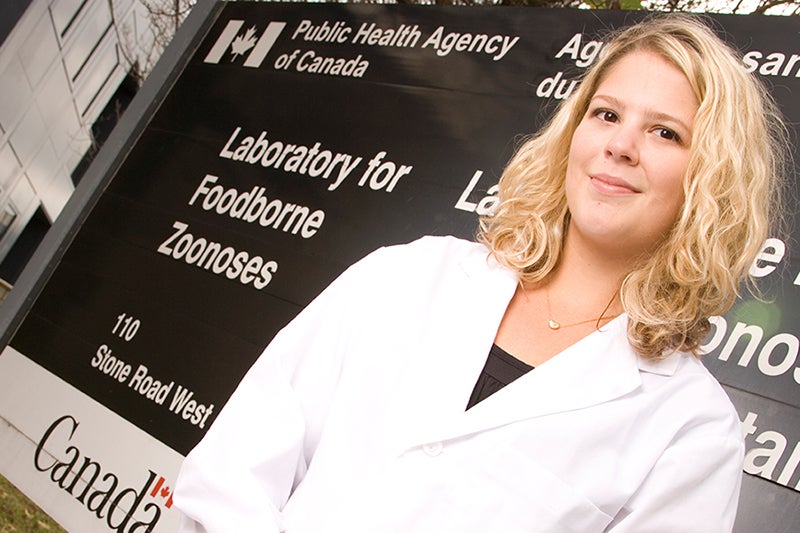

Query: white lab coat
[174,235,744,533]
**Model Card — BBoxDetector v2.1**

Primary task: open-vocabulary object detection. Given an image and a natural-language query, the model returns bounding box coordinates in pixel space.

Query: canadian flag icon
[204,20,287,68]
[149,475,174,508]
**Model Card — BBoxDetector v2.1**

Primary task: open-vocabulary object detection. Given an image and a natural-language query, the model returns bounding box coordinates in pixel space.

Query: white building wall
[0,0,160,263]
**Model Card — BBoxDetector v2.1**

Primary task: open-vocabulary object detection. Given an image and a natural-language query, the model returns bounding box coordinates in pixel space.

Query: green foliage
[0,475,65,533]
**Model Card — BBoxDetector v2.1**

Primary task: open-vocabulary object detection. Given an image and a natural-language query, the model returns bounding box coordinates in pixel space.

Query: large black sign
[4,4,800,531]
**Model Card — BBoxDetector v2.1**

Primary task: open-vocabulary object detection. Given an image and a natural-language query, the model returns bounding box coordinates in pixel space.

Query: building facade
[0,0,166,286]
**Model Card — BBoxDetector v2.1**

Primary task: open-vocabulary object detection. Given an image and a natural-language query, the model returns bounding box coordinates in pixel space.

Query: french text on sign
[702,315,800,384]
[454,170,498,215]
[742,411,800,491]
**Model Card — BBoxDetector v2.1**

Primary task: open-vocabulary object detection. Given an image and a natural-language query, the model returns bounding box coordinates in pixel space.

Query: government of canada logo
[204,20,287,68]
[35,415,176,532]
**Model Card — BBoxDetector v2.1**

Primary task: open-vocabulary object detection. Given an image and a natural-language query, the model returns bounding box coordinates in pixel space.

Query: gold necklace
[545,286,619,330]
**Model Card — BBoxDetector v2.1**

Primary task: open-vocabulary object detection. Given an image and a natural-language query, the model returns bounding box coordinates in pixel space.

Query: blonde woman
[174,14,785,533]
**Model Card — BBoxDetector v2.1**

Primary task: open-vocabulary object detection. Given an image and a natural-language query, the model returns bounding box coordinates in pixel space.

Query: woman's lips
[589,174,640,195]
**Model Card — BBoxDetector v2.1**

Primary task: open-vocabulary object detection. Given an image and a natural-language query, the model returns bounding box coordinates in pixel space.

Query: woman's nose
[605,127,640,165]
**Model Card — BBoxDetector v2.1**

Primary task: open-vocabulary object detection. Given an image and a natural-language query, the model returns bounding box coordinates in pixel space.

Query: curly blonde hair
[478,14,787,359]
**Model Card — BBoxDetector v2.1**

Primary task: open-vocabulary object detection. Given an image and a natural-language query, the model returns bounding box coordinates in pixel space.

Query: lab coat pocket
[451,444,613,533]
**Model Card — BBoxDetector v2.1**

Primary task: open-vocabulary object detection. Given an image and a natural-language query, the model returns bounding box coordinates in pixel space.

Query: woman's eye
[595,109,618,122]
[655,127,680,142]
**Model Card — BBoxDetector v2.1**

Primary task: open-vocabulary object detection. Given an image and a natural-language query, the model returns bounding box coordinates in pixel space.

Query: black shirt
[466,344,534,410]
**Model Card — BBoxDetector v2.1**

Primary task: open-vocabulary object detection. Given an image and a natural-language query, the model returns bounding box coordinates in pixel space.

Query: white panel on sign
[0,347,185,533]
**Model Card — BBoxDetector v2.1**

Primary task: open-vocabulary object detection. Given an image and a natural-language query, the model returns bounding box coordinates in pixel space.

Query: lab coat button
[422,442,443,456]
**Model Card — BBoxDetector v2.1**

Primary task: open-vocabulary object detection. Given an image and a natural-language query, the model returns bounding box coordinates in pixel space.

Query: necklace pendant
[548,319,561,330]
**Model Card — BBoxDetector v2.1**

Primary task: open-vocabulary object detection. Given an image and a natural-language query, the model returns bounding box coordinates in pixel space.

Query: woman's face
[565,50,698,260]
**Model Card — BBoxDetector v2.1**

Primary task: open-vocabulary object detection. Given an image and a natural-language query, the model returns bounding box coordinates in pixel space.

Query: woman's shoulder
[339,235,511,304]
[640,351,742,439]
[358,235,489,271]
[384,235,486,258]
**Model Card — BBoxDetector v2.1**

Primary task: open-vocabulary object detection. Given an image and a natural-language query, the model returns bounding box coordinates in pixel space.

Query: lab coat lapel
[430,247,520,414]
[396,248,643,451]
[457,314,641,436]
[390,246,515,453]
